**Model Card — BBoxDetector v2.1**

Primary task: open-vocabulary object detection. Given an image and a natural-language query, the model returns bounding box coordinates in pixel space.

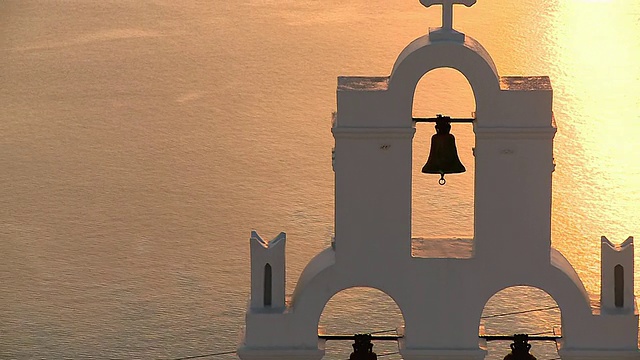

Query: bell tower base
[400,348,487,360]
[557,350,640,360]
[237,347,325,360]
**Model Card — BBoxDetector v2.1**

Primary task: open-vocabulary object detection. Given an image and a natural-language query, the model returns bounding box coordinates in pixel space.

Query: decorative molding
[332,127,415,139]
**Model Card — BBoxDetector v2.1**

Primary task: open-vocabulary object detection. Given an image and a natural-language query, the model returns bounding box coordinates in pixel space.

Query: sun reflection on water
[542,1,640,294]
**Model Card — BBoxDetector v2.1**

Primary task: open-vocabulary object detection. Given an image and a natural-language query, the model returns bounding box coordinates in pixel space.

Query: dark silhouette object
[615,264,624,308]
[503,334,537,360]
[422,115,466,185]
[263,263,272,307]
[349,334,377,360]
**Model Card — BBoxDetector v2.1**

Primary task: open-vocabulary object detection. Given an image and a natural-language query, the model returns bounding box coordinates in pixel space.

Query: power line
[167,305,559,360]
[344,306,562,336]
[167,344,560,360]
[168,350,236,360]
[370,328,398,334]
[528,330,557,336]
[481,305,559,319]
[378,351,400,357]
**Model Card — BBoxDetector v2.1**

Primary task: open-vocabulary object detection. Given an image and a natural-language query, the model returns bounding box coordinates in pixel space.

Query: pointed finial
[421,0,476,41]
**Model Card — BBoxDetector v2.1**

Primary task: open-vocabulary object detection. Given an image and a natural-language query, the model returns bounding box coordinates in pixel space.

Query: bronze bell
[422,117,466,185]
[349,334,377,360]
[503,334,537,360]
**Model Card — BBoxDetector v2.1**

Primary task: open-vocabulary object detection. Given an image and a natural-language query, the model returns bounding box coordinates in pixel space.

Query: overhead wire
[168,306,560,360]
[528,330,557,336]
[370,328,399,334]
[377,351,400,357]
[481,305,559,319]
[167,350,236,360]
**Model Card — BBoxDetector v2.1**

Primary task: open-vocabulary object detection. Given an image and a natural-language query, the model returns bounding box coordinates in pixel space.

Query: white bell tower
[238,2,640,359]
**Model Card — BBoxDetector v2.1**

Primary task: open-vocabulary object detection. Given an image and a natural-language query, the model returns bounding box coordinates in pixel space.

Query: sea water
[2,1,640,359]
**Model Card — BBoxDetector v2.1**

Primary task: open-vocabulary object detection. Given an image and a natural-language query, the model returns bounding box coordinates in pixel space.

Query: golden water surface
[1,1,639,359]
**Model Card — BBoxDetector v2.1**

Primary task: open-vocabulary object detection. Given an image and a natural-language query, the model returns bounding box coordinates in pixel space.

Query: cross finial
[421,0,476,32]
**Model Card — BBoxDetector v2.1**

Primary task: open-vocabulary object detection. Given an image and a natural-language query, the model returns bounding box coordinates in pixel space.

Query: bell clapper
[439,174,446,185]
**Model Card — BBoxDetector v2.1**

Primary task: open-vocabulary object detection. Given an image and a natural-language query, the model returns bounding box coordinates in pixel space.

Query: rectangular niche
[411,237,474,259]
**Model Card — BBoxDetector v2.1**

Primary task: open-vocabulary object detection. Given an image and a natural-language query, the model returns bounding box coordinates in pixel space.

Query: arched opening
[480,286,561,360]
[614,264,624,308]
[319,287,404,360]
[411,67,476,258]
[263,263,272,307]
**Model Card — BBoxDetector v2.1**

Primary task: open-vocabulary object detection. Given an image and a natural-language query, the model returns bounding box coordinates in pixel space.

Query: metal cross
[421,0,476,31]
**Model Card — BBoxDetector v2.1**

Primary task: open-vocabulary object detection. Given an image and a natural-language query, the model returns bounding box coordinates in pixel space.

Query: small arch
[480,286,560,360]
[319,287,405,360]
[264,263,272,307]
[614,264,624,308]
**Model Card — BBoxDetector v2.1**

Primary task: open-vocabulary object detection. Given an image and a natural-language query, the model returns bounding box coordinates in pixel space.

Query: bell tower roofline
[602,235,634,250]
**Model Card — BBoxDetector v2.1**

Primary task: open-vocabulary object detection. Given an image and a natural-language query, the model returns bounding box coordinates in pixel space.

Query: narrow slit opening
[264,263,272,307]
[614,264,624,308]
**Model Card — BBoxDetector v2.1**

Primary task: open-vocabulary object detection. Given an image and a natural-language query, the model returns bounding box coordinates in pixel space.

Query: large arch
[319,287,405,359]
[480,286,561,359]
[288,248,411,349]
[481,286,560,334]
[319,287,405,334]
[465,254,594,351]
[386,34,500,127]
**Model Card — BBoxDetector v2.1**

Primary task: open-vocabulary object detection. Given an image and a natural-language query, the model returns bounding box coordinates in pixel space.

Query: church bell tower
[238,2,640,359]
